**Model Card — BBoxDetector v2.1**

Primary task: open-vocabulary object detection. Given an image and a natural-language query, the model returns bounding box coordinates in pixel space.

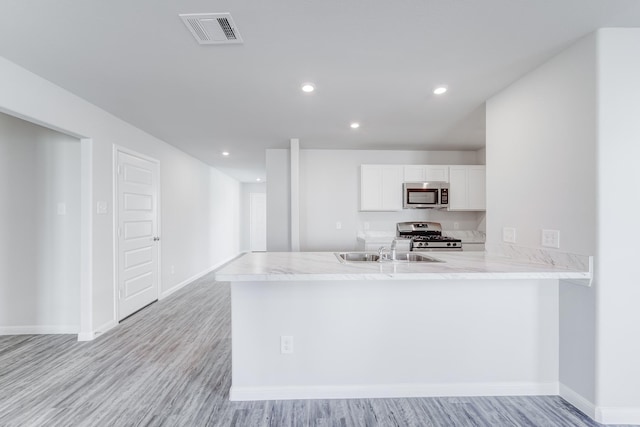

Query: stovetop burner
[396,221,463,251]
[412,235,460,242]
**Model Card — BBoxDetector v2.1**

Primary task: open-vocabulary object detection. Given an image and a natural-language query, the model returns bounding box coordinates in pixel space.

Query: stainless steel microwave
[403,182,449,209]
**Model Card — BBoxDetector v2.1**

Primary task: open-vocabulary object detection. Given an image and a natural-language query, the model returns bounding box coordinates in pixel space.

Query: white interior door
[116,149,160,320]
[249,193,267,252]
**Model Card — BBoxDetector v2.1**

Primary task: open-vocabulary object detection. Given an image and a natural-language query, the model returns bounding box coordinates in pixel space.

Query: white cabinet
[360,165,403,211]
[403,165,449,182]
[448,165,486,211]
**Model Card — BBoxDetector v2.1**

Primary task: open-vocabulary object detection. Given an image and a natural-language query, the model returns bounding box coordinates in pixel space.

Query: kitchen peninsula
[215,250,591,401]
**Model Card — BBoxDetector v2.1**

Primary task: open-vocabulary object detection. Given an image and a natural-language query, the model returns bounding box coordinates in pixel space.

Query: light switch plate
[57,202,67,215]
[97,201,108,215]
[281,336,294,354]
[542,229,560,248]
[503,227,516,243]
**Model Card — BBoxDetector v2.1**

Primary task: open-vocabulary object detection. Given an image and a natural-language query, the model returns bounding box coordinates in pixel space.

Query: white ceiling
[2,1,640,182]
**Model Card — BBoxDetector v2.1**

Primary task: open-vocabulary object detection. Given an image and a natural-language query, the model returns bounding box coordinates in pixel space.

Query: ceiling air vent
[179,13,243,45]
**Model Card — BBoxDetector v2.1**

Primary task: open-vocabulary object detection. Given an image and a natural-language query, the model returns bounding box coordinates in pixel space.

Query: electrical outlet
[453,222,459,230]
[542,229,560,248]
[336,221,342,230]
[57,202,67,215]
[364,222,370,230]
[503,227,516,243]
[281,336,294,354]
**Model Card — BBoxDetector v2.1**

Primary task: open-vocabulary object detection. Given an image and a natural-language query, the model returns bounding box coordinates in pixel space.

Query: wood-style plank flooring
[0,273,632,426]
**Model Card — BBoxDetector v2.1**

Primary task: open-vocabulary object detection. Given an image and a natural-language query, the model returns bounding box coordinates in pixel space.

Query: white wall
[0,55,242,338]
[0,112,80,333]
[596,28,640,414]
[240,183,267,252]
[486,32,597,404]
[160,154,241,296]
[298,149,483,251]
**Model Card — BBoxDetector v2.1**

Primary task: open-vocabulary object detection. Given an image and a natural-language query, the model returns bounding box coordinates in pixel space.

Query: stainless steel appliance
[396,221,462,251]
[403,182,449,209]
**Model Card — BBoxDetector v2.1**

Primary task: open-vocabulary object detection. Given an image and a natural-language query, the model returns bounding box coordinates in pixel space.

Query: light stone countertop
[214,251,592,283]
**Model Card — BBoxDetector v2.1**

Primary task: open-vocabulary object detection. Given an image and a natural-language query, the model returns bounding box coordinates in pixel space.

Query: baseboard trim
[559,383,640,425]
[0,325,78,335]
[559,383,596,421]
[77,331,95,341]
[160,254,241,300]
[89,319,118,341]
[596,406,640,425]
[230,381,559,402]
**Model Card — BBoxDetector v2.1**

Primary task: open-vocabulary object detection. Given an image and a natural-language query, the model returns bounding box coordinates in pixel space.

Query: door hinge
[117,165,122,175]
[118,227,122,238]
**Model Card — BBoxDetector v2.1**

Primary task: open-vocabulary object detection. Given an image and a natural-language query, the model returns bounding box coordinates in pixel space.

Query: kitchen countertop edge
[214,251,592,284]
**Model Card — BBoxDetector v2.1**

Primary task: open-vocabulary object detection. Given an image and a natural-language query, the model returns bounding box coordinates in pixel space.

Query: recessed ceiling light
[350,122,360,129]
[256,178,262,182]
[222,151,230,156]
[433,86,448,95]
[301,83,315,93]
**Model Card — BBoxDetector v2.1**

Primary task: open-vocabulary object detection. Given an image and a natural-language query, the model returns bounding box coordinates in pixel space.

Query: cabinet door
[448,165,486,211]
[361,165,383,210]
[425,166,449,182]
[467,166,486,210]
[448,167,468,210]
[403,165,449,182]
[403,165,426,182]
[361,165,402,211]
[381,166,402,210]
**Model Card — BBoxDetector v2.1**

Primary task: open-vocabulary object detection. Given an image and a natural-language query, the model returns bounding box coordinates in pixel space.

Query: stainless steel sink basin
[336,252,381,262]
[392,252,443,262]
[335,252,443,263]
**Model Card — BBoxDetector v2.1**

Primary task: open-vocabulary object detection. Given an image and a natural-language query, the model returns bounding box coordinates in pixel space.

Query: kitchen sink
[335,252,443,263]
[336,252,381,262]
[392,252,443,262]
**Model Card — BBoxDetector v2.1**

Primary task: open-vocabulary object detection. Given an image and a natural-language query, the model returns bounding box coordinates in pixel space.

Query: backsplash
[357,210,485,234]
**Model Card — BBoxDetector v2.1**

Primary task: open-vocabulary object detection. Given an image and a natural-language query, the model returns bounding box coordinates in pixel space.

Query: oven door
[404,188,440,208]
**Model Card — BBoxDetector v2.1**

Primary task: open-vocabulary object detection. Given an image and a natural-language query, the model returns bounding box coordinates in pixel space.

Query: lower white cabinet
[448,165,486,211]
[360,165,403,211]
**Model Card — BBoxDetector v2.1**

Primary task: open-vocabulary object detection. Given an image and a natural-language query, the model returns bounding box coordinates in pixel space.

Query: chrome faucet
[378,240,398,262]
[378,246,389,262]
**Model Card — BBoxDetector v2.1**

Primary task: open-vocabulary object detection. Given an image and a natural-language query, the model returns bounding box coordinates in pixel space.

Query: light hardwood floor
[0,274,628,426]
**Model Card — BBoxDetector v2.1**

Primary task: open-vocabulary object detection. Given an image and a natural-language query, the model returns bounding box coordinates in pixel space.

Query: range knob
[447,243,451,246]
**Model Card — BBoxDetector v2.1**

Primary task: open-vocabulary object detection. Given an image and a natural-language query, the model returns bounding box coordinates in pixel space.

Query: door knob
[153,236,160,241]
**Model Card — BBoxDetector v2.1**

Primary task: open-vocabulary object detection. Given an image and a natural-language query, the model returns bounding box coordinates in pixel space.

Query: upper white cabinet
[360,165,403,211]
[448,165,486,211]
[403,165,449,182]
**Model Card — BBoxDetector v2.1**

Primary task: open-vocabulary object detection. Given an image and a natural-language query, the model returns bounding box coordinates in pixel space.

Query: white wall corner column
[290,138,300,252]
[487,29,640,425]
[594,28,640,425]
[78,138,94,341]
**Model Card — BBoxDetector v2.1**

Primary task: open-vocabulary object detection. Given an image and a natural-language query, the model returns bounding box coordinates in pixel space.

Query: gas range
[396,221,463,251]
